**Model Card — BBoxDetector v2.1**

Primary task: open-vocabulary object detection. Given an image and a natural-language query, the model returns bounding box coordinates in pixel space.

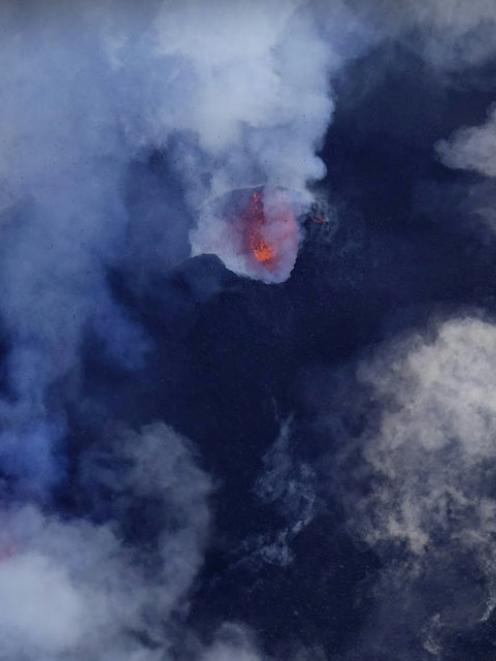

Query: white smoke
[164,0,342,284]
[434,104,496,238]
[436,105,496,178]
[338,317,496,656]
[0,422,213,660]
[0,2,152,497]
[0,2,364,656]
[0,0,353,497]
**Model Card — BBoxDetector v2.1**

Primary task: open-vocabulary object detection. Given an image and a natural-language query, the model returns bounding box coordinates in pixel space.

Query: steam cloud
[332,318,496,658]
[0,423,212,660]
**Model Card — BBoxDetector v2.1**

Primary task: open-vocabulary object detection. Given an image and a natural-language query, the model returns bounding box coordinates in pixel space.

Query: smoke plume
[333,318,496,658]
[0,422,212,660]
[0,0,347,500]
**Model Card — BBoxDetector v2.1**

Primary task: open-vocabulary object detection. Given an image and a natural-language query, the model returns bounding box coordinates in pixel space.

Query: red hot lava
[191,185,302,283]
[239,188,297,272]
[243,191,276,267]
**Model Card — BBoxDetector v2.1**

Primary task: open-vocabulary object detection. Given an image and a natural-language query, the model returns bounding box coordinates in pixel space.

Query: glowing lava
[252,238,275,264]
[238,188,298,272]
[244,191,277,267]
[191,184,302,283]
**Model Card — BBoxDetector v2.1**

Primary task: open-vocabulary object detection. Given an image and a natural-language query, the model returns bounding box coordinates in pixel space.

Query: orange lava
[252,238,275,264]
[244,190,277,267]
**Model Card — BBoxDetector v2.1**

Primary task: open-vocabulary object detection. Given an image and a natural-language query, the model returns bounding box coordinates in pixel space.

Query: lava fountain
[191,186,306,284]
[243,191,277,267]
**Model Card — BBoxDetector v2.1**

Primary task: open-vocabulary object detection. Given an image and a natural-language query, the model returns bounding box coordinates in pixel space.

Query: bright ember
[252,239,275,264]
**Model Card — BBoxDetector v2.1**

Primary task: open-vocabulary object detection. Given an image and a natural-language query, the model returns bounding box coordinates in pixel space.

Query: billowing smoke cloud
[433,103,496,238]
[437,106,496,177]
[0,0,351,500]
[0,2,151,498]
[0,1,356,655]
[177,0,335,283]
[335,318,496,657]
[0,422,213,660]
[165,0,366,284]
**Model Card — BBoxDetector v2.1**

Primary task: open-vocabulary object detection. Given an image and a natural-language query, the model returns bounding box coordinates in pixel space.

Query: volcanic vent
[191,185,307,284]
